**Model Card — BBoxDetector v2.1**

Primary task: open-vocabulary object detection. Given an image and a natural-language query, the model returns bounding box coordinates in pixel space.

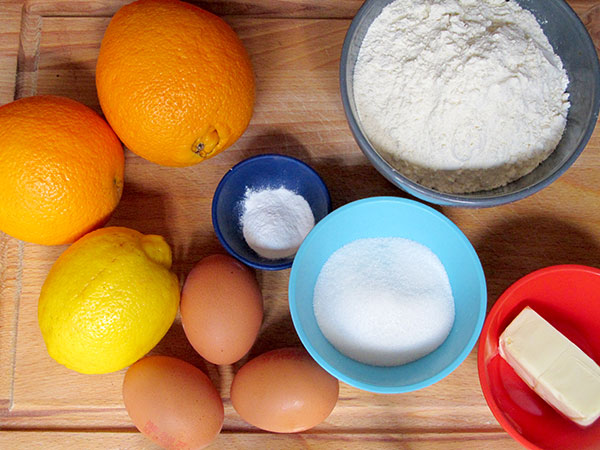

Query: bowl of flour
[340,0,600,207]
[288,197,487,393]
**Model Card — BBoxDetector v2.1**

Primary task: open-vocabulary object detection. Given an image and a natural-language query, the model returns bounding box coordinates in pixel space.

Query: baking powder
[240,187,315,260]
[353,0,570,193]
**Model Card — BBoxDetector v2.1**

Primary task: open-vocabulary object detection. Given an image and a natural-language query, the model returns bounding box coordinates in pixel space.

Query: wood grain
[1,0,599,448]
[22,0,364,18]
[0,1,22,104]
[0,431,521,449]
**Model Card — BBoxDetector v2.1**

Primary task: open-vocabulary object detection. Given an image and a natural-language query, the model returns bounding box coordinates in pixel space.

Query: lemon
[38,226,180,374]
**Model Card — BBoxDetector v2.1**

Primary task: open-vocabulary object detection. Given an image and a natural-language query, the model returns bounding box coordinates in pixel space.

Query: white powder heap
[313,237,455,366]
[240,187,315,260]
[353,0,571,193]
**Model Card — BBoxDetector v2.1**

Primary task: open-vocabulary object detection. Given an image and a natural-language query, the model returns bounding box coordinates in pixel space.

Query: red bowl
[478,265,600,450]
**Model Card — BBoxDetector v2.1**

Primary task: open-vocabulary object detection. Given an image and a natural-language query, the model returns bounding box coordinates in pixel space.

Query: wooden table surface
[1,0,600,448]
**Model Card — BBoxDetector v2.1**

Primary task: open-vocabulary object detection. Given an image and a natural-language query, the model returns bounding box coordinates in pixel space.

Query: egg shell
[122,355,224,449]
[181,253,263,365]
[230,347,339,433]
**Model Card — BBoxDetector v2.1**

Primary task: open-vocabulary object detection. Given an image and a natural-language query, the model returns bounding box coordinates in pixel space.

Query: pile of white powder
[240,187,315,260]
[313,237,455,366]
[353,0,570,193]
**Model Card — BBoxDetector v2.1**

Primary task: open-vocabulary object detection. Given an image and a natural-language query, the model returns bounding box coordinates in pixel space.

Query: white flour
[353,0,570,193]
[240,187,315,260]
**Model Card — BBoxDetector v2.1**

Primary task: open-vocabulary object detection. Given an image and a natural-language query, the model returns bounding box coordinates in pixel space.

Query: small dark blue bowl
[212,154,332,270]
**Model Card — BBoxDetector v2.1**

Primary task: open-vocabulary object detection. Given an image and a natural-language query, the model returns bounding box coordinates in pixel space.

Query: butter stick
[499,306,600,426]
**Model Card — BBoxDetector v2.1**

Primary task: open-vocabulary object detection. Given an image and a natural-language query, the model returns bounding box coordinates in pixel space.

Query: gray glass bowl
[340,0,600,207]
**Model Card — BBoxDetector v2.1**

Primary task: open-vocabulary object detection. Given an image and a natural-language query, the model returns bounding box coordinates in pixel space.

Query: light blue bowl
[288,197,487,393]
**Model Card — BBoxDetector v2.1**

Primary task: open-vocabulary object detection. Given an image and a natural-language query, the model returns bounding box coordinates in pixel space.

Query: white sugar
[313,237,455,366]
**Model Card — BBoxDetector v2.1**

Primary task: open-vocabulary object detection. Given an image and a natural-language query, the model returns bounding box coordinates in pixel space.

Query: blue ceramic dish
[289,197,487,393]
[340,0,600,207]
[212,154,331,270]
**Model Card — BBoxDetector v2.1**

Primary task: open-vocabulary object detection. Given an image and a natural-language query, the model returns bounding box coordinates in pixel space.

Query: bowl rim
[477,264,600,450]
[211,153,332,271]
[289,196,487,393]
[339,0,600,208]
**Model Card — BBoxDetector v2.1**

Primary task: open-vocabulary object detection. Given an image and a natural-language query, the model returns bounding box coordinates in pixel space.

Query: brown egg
[230,347,339,433]
[122,355,223,449]
[181,254,263,365]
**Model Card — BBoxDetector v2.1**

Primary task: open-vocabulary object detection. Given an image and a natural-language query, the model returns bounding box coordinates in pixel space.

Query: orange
[96,0,255,167]
[0,95,124,246]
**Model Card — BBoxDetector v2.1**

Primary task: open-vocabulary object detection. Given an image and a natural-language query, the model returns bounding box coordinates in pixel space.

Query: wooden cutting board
[1,0,599,448]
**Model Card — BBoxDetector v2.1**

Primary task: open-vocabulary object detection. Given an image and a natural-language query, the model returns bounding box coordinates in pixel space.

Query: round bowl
[288,196,487,393]
[478,265,600,449]
[340,0,600,207]
[212,154,331,270]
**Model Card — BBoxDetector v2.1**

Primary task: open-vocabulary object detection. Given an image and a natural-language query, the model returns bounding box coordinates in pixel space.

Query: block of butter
[499,306,600,426]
